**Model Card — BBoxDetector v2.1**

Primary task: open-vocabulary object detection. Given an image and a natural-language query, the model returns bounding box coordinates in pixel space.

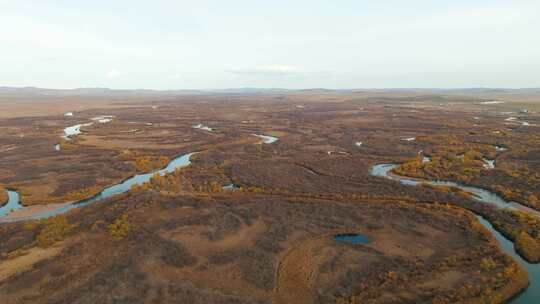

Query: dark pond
[333,233,370,244]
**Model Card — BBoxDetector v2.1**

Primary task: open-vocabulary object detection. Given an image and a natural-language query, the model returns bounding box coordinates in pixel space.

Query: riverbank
[373,163,540,264]
[473,216,530,303]
[2,202,72,222]
[0,188,6,207]
[372,162,540,302]
[1,89,539,303]
[0,152,195,223]
[0,193,525,304]
[392,165,540,264]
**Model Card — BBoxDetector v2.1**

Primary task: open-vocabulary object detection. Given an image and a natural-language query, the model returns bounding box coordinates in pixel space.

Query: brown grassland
[0,187,7,205]
[0,89,539,303]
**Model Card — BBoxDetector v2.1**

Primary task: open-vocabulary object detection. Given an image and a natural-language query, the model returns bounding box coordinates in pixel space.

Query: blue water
[477,217,540,303]
[371,163,540,303]
[333,233,370,244]
[222,183,240,190]
[370,164,539,212]
[0,152,195,223]
[0,190,22,217]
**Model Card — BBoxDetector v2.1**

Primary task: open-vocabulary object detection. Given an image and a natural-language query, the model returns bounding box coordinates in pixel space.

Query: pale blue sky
[1,0,539,89]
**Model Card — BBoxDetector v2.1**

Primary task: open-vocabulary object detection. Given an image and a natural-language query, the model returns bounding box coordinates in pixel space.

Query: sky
[1,0,539,90]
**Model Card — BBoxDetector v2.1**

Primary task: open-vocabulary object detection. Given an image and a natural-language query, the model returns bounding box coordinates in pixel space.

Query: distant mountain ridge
[0,86,539,97]
[0,86,295,97]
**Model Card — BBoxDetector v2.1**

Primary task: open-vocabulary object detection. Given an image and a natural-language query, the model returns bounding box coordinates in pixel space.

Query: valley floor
[0,90,539,303]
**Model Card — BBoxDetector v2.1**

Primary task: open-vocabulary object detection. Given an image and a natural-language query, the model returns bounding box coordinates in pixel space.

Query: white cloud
[228,65,302,76]
[1,1,539,89]
[105,68,122,79]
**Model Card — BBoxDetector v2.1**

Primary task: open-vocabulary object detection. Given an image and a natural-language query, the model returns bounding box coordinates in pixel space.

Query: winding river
[0,132,281,221]
[371,163,540,303]
[1,149,538,301]
[0,153,195,223]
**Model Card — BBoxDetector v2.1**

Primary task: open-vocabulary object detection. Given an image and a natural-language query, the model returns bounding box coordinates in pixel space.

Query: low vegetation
[515,231,540,262]
[487,210,540,262]
[63,186,102,202]
[134,155,169,172]
[107,212,130,239]
[36,216,74,247]
[58,138,77,150]
[0,91,538,303]
[0,187,7,205]
[1,193,529,304]
[480,257,497,272]
[394,135,540,211]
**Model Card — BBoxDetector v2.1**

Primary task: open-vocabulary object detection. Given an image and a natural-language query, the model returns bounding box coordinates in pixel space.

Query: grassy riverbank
[0,188,7,206]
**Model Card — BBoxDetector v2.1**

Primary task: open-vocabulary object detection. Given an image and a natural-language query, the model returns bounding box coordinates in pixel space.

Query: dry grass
[0,245,63,282]
[0,187,7,205]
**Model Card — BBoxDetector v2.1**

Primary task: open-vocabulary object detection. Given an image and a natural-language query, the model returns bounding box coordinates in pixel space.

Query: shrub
[36,216,74,247]
[64,186,101,202]
[387,271,398,280]
[528,194,539,207]
[515,231,540,262]
[108,212,130,239]
[23,221,39,231]
[0,187,7,204]
[480,257,497,272]
[134,155,169,172]
[58,138,77,150]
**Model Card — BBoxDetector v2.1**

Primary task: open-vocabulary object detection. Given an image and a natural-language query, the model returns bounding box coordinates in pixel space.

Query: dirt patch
[0,245,63,282]
[274,236,332,304]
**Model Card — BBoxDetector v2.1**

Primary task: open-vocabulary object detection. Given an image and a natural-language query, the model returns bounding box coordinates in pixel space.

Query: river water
[1,152,537,301]
[371,163,539,303]
[0,153,195,223]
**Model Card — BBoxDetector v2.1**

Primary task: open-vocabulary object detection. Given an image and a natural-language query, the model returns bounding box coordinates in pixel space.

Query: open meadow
[0,89,539,303]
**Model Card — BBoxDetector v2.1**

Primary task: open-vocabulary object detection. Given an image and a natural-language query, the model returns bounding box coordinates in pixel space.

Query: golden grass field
[0,89,538,303]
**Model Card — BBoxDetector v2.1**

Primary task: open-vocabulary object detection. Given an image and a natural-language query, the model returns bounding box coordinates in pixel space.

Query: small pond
[333,233,370,244]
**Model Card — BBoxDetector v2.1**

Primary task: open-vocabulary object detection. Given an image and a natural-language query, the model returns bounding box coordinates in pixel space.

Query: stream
[0,152,195,223]
[371,163,540,303]
[1,151,537,301]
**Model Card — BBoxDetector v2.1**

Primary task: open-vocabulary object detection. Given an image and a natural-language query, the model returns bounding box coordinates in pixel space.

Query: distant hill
[0,86,295,97]
[0,86,539,97]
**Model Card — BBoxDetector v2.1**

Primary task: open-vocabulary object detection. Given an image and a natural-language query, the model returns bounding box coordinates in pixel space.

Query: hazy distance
[1,0,539,89]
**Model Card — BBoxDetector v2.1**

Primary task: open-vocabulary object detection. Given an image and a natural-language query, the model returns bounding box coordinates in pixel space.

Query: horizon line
[1,85,540,92]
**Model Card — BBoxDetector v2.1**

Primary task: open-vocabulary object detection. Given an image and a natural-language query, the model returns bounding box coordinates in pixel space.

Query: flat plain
[0,89,539,303]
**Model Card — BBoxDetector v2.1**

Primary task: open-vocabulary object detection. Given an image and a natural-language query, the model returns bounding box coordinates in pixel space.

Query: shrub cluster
[36,215,74,247]
[107,212,130,239]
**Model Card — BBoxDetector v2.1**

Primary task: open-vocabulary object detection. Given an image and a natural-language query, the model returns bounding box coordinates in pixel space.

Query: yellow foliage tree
[108,212,130,239]
[36,216,74,247]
